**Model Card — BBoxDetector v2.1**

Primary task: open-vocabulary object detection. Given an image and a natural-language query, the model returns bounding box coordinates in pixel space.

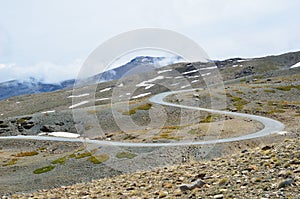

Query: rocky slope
[8,136,300,199]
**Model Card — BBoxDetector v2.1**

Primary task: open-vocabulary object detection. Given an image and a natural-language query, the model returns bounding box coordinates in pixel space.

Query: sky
[0,0,299,83]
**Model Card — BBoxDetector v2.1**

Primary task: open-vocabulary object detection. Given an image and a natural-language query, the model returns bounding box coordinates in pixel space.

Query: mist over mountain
[0,56,183,100]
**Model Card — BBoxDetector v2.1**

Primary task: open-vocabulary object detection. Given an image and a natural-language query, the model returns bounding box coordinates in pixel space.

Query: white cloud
[0,0,299,82]
[0,59,82,83]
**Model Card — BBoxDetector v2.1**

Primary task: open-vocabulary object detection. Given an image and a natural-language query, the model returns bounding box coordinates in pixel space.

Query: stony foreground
[7,136,300,199]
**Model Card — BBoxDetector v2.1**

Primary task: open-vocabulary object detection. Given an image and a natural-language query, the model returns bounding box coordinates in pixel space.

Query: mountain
[0,56,182,100]
[0,77,75,101]
[86,56,182,83]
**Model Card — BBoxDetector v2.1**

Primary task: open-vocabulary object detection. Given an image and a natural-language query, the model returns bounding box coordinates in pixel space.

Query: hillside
[0,51,299,197]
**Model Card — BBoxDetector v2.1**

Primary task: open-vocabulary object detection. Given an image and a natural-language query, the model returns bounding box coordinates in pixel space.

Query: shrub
[74,152,92,159]
[51,156,67,165]
[136,103,152,110]
[87,110,98,114]
[219,178,229,185]
[0,123,9,128]
[122,109,136,115]
[2,158,18,166]
[88,154,109,164]
[122,103,152,115]
[33,165,55,174]
[275,85,300,91]
[15,151,38,157]
[116,152,136,159]
[264,89,275,93]
[200,115,214,123]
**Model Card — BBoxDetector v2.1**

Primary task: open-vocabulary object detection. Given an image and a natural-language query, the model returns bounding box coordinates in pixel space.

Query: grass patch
[231,96,249,111]
[116,152,136,159]
[88,154,109,164]
[275,85,300,91]
[122,103,152,115]
[188,129,201,135]
[200,115,214,123]
[51,156,67,165]
[15,151,38,157]
[122,109,137,115]
[87,109,98,114]
[0,123,9,128]
[33,165,55,174]
[264,89,276,93]
[162,125,182,130]
[74,151,92,159]
[2,158,18,166]
[136,103,152,110]
[124,134,137,140]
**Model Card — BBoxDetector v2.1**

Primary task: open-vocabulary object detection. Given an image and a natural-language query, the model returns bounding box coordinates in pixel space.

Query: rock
[241,149,248,153]
[40,125,55,132]
[179,179,205,191]
[158,191,168,198]
[278,170,293,178]
[261,145,273,151]
[278,178,294,188]
[213,194,224,199]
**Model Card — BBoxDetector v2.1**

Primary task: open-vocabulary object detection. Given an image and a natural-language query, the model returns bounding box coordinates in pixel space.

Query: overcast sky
[0,0,299,83]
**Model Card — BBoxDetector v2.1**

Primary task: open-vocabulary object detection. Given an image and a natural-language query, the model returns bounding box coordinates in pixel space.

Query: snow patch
[39,132,80,138]
[201,72,211,77]
[136,76,164,89]
[199,66,217,70]
[67,93,90,98]
[290,62,300,68]
[277,131,289,135]
[41,110,55,114]
[181,85,190,89]
[191,80,199,83]
[100,87,112,92]
[182,69,199,75]
[132,92,151,99]
[69,100,89,109]
[96,98,110,101]
[157,69,172,74]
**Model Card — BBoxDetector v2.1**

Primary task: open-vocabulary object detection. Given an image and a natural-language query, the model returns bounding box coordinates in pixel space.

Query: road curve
[0,89,285,147]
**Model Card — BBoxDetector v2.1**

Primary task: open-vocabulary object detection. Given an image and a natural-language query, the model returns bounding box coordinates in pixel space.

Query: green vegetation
[200,114,214,123]
[87,109,98,114]
[136,103,152,110]
[116,152,136,159]
[231,96,249,111]
[162,125,182,130]
[74,152,92,159]
[122,109,137,115]
[153,130,181,141]
[275,85,300,91]
[122,103,153,115]
[264,89,276,93]
[124,134,137,140]
[2,158,18,166]
[0,123,9,128]
[15,151,38,157]
[33,165,55,174]
[219,177,229,185]
[188,129,201,135]
[17,117,32,124]
[51,156,67,165]
[87,154,109,164]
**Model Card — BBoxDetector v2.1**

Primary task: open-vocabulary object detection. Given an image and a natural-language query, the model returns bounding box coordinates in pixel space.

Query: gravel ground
[7,136,300,199]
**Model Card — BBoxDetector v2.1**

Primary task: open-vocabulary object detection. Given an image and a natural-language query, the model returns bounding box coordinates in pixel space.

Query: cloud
[0,59,82,83]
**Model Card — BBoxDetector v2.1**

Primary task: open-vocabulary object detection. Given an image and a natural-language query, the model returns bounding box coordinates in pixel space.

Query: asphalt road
[0,89,285,147]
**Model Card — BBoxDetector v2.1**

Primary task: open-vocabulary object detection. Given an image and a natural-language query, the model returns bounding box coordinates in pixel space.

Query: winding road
[0,89,285,147]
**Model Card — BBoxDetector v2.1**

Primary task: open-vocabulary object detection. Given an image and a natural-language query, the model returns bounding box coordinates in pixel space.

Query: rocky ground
[0,52,299,198]
[6,135,300,199]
